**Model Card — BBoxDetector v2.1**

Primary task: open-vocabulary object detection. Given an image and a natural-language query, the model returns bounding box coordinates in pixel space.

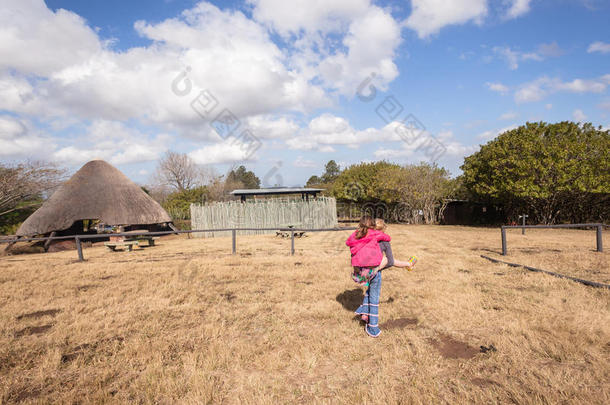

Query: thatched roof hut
[16,160,171,236]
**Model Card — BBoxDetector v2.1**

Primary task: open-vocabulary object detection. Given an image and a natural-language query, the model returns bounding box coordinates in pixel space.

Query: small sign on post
[518,214,528,235]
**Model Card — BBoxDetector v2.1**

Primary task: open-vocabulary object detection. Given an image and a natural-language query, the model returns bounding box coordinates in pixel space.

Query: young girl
[346,215,390,338]
[374,219,415,271]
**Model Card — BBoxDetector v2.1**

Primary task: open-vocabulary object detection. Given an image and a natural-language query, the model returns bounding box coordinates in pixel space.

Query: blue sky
[1,0,609,186]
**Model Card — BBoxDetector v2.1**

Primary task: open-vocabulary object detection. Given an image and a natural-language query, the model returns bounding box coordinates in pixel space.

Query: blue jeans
[355,271,382,337]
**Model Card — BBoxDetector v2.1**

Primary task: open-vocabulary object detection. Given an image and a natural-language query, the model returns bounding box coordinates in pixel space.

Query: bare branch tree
[153,151,201,192]
[0,161,66,217]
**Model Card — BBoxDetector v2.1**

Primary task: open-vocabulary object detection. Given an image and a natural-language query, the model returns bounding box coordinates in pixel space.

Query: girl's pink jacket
[346,229,391,267]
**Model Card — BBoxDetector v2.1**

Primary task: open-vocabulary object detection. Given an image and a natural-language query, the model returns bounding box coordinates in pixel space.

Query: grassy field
[0,225,608,404]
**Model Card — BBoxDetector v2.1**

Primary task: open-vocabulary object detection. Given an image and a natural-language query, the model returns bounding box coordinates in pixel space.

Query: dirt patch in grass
[76,284,99,291]
[6,243,44,255]
[220,292,236,301]
[429,334,479,359]
[3,385,42,403]
[16,309,61,320]
[61,336,125,364]
[471,378,501,387]
[47,240,76,252]
[336,288,364,311]
[14,324,53,337]
[380,317,418,330]
[61,343,94,363]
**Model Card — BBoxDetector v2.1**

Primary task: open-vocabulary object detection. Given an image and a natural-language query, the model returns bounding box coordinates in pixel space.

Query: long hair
[375,218,386,231]
[356,215,375,239]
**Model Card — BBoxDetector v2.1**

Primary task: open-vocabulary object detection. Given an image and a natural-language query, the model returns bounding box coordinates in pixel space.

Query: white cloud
[249,0,370,36]
[53,146,110,166]
[285,113,411,152]
[572,109,587,121]
[545,103,553,110]
[405,0,488,38]
[493,46,542,70]
[374,130,477,161]
[515,74,609,103]
[477,124,519,141]
[491,43,562,70]
[250,0,402,96]
[293,156,317,168]
[0,0,407,168]
[499,111,518,120]
[246,115,299,140]
[486,82,509,94]
[51,120,170,166]
[188,139,259,165]
[0,0,102,77]
[0,1,330,130]
[588,41,610,54]
[504,0,532,19]
[316,6,402,95]
[537,42,564,58]
[0,115,53,158]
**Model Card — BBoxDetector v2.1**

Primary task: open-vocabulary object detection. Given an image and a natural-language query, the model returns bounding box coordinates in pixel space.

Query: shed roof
[230,187,323,196]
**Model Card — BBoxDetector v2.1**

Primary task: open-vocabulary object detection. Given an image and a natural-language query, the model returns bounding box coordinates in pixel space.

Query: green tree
[461,121,610,223]
[227,166,260,189]
[331,161,453,223]
[162,186,209,220]
[375,162,452,223]
[331,161,399,202]
[305,175,322,187]
[321,160,340,183]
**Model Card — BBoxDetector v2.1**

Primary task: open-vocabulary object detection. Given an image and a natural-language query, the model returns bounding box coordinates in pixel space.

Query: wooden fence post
[75,237,84,262]
[232,229,236,255]
[597,225,603,252]
[501,227,507,256]
[290,230,295,255]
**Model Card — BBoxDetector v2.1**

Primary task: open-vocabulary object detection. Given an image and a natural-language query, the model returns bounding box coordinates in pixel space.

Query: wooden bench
[125,236,157,247]
[104,241,138,251]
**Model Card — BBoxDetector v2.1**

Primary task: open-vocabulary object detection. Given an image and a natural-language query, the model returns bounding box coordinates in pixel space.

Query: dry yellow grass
[0,225,608,404]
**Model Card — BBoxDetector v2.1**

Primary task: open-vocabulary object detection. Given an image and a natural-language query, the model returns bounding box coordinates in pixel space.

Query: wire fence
[0,226,356,262]
[500,223,605,255]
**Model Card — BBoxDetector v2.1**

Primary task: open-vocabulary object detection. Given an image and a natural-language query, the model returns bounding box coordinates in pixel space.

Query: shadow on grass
[336,288,364,311]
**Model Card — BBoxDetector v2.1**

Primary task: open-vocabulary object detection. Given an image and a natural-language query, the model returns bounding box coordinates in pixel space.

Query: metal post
[597,225,603,252]
[290,230,295,255]
[75,237,84,262]
[501,227,507,256]
[232,229,236,255]
[519,214,528,235]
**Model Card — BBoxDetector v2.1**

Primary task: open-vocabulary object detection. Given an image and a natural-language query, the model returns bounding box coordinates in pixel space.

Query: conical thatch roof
[17,160,171,236]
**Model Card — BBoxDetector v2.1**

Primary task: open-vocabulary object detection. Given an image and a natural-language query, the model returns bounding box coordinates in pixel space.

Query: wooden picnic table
[104,234,158,252]
[104,241,138,251]
[125,235,157,247]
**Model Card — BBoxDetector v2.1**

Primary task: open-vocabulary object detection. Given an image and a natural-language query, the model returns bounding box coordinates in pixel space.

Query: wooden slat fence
[190,197,338,237]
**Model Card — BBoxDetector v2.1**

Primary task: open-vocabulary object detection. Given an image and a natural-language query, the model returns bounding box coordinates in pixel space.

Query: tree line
[1,121,608,233]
